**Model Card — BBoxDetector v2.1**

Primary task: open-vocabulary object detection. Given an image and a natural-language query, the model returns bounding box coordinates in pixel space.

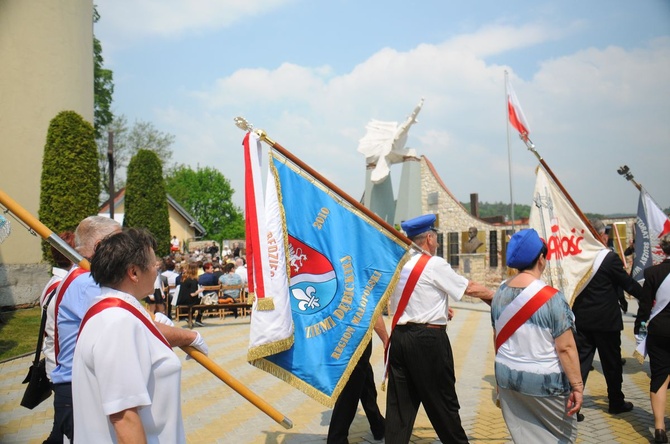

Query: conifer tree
[39,111,100,263]
[124,149,170,256]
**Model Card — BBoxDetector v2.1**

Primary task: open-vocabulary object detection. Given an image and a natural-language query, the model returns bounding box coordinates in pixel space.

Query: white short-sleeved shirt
[41,267,67,377]
[51,267,101,384]
[391,253,469,326]
[235,266,248,284]
[73,290,184,443]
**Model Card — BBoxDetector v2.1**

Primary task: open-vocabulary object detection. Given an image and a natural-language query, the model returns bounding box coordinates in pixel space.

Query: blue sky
[94,0,670,215]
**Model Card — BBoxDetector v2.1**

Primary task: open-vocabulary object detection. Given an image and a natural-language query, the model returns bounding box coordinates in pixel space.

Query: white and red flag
[506,78,531,141]
[631,187,670,282]
[243,131,410,407]
[244,132,294,357]
[529,164,607,305]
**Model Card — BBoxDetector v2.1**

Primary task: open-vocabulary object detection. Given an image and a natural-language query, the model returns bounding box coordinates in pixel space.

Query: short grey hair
[74,216,121,258]
[590,219,606,235]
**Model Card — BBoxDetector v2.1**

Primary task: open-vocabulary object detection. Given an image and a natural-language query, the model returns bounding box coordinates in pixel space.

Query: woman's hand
[566,385,583,416]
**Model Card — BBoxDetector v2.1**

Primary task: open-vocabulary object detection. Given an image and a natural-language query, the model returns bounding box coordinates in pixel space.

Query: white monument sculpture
[357,98,423,184]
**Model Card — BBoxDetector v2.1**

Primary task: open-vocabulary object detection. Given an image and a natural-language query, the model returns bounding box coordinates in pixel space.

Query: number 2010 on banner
[313,208,330,229]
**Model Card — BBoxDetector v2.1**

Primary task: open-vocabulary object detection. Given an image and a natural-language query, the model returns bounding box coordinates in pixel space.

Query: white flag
[244,132,294,359]
[529,165,606,305]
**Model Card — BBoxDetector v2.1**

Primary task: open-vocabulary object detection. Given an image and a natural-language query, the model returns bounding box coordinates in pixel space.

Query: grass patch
[0,307,41,361]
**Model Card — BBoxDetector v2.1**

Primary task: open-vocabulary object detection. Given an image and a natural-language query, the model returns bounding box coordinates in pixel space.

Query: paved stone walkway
[0,298,665,443]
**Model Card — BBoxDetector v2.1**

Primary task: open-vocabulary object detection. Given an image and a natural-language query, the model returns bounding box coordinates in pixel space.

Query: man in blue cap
[386,214,494,444]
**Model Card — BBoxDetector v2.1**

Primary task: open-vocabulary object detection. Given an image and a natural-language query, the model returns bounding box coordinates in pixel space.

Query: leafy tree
[39,111,100,262]
[165,165,245,241]
[460,201,531,220]
[124,150,171,256]
[93,6,114,140]
[98,115,175,200]
[584,212,607,220]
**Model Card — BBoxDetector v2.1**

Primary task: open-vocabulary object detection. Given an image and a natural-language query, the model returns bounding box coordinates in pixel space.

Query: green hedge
[124,149,170,256]
[38,111,100,263]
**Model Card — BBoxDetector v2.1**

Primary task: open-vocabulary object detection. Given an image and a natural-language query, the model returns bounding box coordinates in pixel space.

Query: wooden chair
[219,284,246,318]
[200,285,222,319]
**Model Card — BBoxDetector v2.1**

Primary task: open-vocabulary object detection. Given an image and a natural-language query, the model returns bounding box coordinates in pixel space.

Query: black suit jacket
[636,258,670,337]
[572,251,643,332]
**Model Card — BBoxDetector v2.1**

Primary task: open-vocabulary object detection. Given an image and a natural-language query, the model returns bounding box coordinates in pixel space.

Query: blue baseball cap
[401,214,437,238]
[506,228,544,269]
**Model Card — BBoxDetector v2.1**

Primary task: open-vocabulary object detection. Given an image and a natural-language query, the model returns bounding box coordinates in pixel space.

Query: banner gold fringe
[247,334,295,362]
[256,297,275,311]
[633,349,645,365]
[246,149,412,407]
[570,268,592,307]
[269,151,294,287]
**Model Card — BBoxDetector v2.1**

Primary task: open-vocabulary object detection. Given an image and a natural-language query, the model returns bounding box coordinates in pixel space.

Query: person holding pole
[73,228,186,442]
[572,219,642,421]
[50,216,208,442]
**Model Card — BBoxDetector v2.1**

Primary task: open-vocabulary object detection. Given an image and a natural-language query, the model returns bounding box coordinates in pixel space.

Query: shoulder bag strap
[31,287,58,367]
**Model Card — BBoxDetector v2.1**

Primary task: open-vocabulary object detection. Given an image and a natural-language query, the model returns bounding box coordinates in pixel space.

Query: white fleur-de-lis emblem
[292,287,320,311]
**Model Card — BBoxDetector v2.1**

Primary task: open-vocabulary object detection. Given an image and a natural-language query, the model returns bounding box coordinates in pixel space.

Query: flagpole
[0,189,294,430]
[617,165,643,191]
[505,71,516,231]
[234,118,414,248]
[521,139,604,244]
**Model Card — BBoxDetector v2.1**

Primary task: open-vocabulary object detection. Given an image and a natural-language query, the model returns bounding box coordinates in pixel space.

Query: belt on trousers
[402,322,446,330]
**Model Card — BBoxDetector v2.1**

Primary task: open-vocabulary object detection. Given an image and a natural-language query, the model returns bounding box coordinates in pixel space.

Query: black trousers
[386,324,468,444]
[360,360,385,439]
[327,342,384,443]
[575,329,626,408]
[47,382,73,443]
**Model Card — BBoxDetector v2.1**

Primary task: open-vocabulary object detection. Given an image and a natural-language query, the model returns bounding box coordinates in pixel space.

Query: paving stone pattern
[0,299,665,443]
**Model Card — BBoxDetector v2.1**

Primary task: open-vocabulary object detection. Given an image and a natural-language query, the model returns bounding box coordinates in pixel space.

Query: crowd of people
[137,242,249,326]
[34,213,669,443]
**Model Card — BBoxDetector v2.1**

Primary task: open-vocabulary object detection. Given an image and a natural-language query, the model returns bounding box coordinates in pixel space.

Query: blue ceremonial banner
[249,148,410,407]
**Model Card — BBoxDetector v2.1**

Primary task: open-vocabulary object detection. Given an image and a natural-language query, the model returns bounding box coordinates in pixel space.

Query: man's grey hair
[235,257,244,267]
[74,216,121,258]
[589,219,606,235]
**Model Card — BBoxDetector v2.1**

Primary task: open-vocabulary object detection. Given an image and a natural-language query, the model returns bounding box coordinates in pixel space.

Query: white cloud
[96,0,295,41]
[153,26,669,214]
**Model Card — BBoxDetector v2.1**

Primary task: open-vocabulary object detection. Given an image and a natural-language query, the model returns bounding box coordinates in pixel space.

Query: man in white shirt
[386,214,493,444]
[235,257,248,285]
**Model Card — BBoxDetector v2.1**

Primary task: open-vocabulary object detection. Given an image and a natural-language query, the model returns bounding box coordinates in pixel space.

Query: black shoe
[621,358,627,366]
[577,412,585,422]
[655,429,668,443]
[372,431,384,441]
[608,401,633,414]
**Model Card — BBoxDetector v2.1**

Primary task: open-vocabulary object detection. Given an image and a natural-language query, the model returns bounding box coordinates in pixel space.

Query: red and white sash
[494,279,558,353]
[383,254,431,381]
[53,267,90,362]
[78,297,170,349]
[635,272,670,360]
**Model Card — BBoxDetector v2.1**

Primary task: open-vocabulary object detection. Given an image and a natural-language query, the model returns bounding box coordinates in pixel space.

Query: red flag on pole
[506,78,531,141]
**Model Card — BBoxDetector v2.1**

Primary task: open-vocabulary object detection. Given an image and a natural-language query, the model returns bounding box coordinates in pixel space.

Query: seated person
[198,261,219,286]
[176,263,206,325]
[219,263,243,318]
